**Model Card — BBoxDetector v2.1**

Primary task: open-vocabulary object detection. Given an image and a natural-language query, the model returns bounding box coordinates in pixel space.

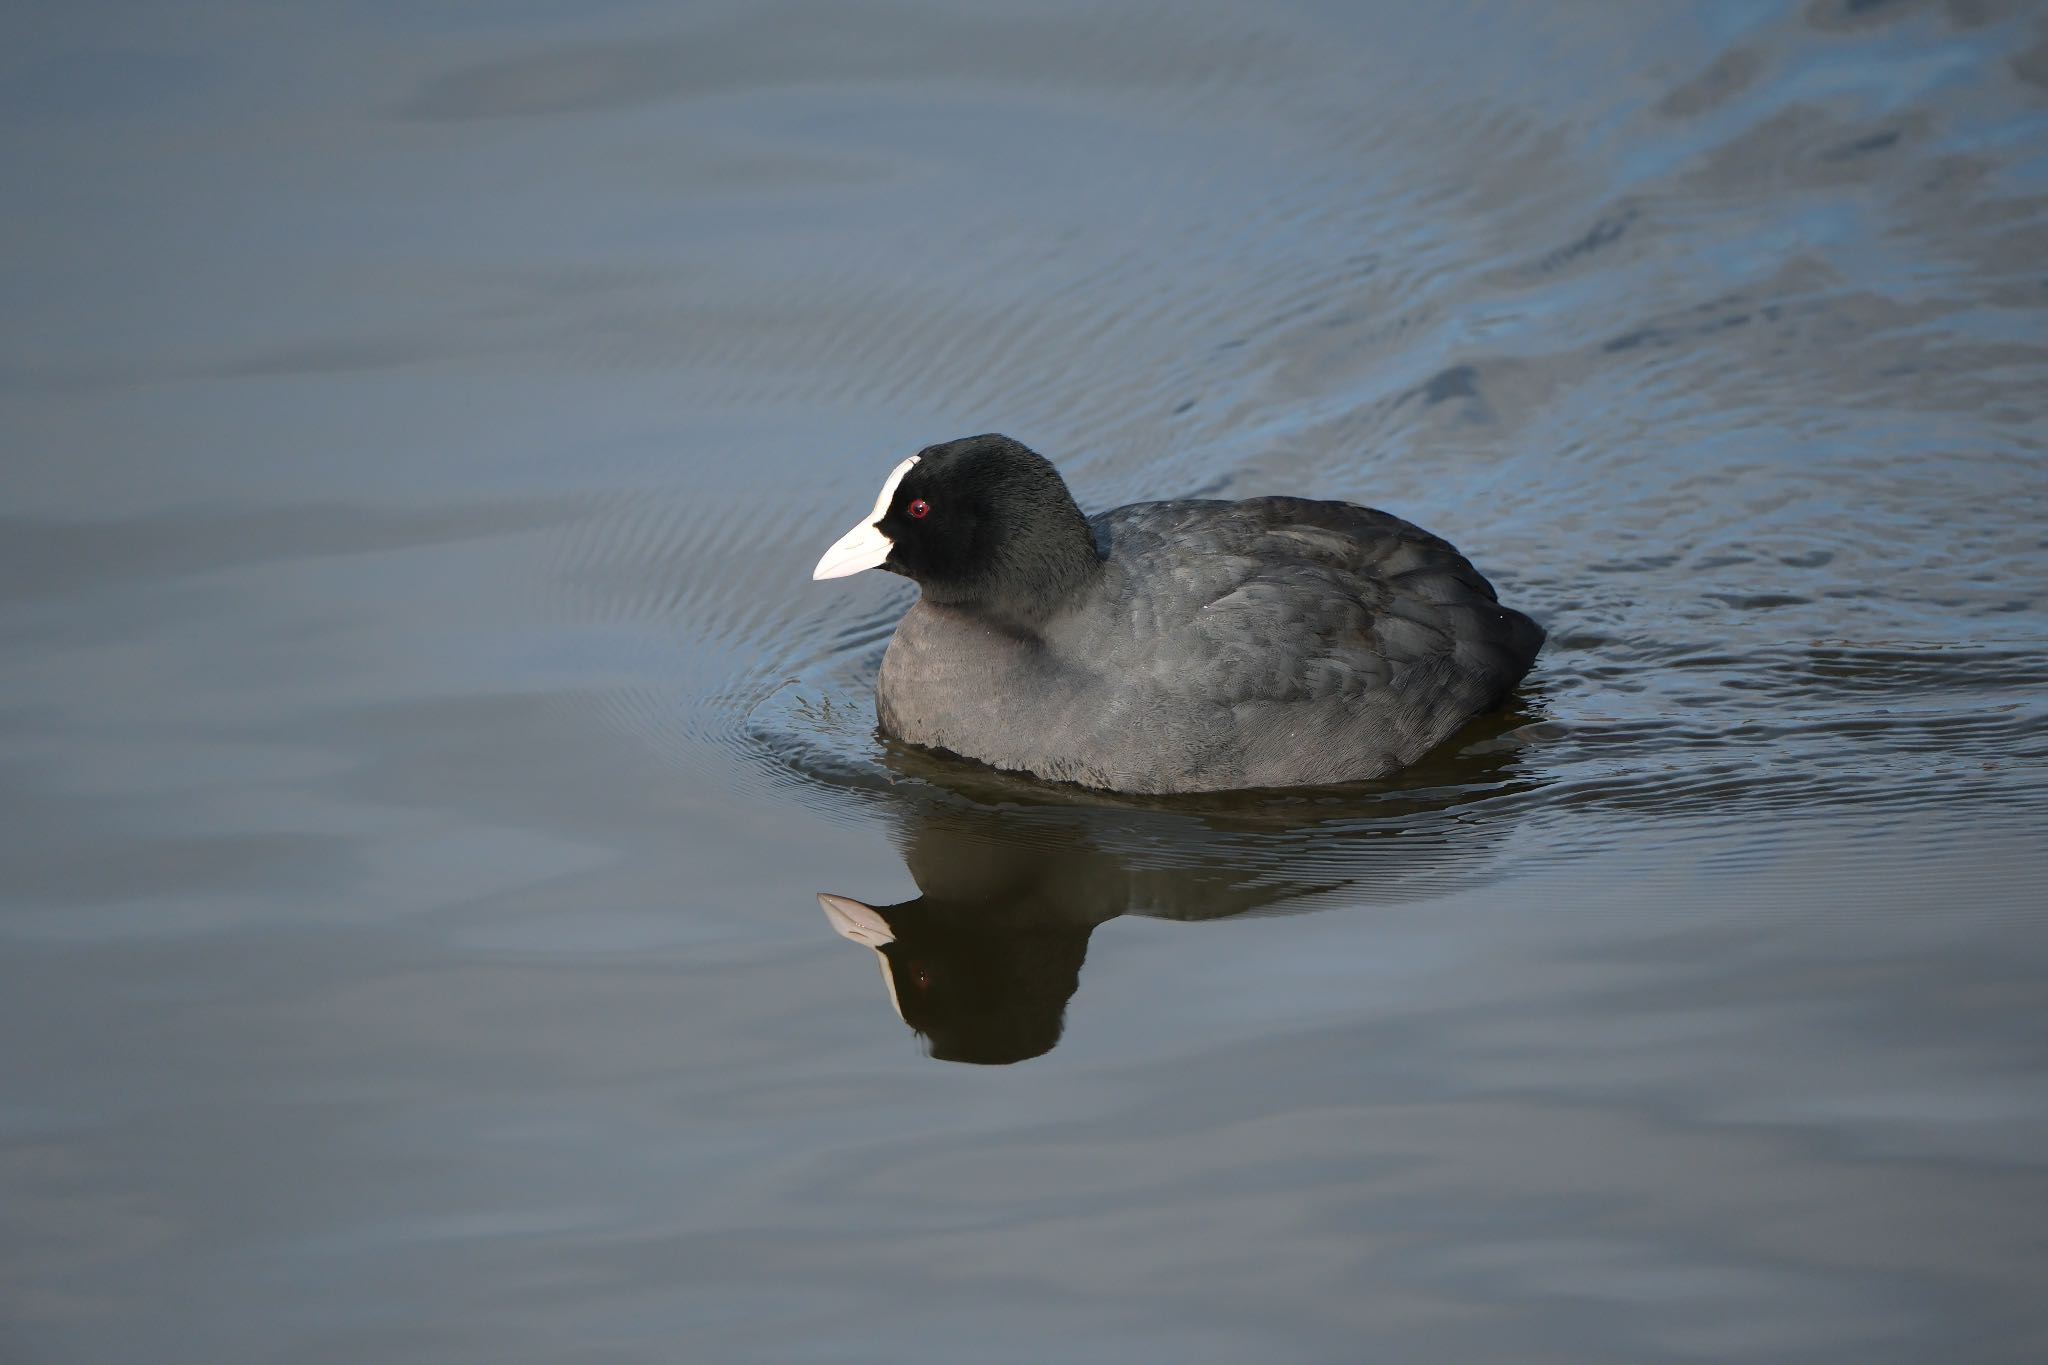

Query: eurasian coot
[812,434,1542,793]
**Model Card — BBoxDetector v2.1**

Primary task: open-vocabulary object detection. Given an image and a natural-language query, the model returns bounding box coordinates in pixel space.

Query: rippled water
[5,2,2048,1361]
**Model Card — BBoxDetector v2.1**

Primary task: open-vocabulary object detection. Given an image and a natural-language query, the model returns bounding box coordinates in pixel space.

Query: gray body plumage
[876,495,1544,794]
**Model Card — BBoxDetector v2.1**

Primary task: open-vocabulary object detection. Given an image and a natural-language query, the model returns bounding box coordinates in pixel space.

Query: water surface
[4,2,2048,1361]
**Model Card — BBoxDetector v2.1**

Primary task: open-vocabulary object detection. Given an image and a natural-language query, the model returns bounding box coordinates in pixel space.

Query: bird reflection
[819,711,1542,1065]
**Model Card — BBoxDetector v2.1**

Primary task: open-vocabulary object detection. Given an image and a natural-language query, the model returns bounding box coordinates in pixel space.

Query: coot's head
[811,434,1097,619]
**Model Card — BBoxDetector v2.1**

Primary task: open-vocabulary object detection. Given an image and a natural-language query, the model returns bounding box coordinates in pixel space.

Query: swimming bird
[811,434,1542,793]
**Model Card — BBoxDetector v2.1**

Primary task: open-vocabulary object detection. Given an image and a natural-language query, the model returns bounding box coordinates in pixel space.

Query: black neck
[925,509,1101,632]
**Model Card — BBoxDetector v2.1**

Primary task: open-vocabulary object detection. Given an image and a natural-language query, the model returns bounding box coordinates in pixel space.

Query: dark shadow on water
[815,706,1547,1064]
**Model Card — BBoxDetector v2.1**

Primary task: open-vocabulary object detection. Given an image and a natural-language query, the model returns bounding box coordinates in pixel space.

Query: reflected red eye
[911,962,931,991]
[907,498,929,519]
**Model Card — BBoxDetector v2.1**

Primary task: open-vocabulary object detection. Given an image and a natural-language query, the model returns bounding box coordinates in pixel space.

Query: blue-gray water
[5,2,2047,1361]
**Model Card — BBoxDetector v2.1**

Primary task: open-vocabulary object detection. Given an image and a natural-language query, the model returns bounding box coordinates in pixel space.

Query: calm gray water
[5,2,2048,1361]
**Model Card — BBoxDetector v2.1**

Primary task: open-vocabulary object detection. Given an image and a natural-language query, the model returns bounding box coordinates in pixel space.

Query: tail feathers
[1484,606,1546,708]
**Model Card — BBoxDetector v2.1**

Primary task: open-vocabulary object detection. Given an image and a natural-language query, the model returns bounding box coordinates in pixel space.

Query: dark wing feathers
[1098,497,1542,711]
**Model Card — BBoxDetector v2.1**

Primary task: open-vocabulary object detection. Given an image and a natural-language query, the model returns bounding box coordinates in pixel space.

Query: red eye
[911,962,931,991]
[907,498,929,519]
